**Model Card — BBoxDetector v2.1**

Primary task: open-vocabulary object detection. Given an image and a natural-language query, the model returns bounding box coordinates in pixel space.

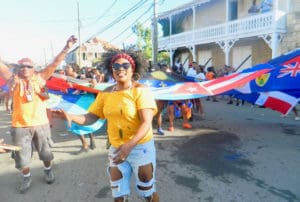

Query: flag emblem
[255,73,270,87]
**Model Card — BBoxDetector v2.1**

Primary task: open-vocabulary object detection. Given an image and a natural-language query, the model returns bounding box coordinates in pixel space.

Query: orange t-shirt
[11,74,49,127]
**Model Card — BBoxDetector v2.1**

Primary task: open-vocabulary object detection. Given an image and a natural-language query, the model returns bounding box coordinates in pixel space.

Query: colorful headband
[110,53,136,71]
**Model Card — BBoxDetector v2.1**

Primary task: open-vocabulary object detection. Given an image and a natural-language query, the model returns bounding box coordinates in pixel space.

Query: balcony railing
[158,12,286,50]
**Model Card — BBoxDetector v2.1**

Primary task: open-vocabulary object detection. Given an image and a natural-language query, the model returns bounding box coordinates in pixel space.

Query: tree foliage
[131,22,170,65]
[132,22,152,59]
[157,51,170,64]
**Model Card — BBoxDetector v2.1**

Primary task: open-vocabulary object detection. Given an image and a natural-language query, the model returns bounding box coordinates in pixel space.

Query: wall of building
[280,11,300,53]
[197,38,272,72]
[251,39,272,64]
[211,44,225,70]
[290,0,300,11]
[230,39,271,70]
[238,0,254,18]
[182,0,226,31]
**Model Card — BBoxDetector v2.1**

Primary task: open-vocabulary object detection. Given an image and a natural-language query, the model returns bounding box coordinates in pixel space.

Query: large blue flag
[226,48,300,114]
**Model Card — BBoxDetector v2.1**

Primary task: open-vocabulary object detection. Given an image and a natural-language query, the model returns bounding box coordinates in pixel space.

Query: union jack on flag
[277,62,300,78]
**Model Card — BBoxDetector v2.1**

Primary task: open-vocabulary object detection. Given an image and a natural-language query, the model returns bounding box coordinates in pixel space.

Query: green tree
[132,22,152,59]
[157,51,170,65]
[132,22,170,66]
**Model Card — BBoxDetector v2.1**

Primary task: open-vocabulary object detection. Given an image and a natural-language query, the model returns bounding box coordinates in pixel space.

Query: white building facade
[65,38,118,68]
[158,0,300,71]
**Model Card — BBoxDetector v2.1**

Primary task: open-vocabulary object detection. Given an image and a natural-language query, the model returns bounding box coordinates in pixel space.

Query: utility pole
[50,41,54,58]
[43,48,47,67]
[77,2,81,68]
[152,0,158,70]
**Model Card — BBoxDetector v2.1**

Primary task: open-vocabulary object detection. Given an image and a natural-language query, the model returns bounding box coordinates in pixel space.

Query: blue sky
[0,0,189,64]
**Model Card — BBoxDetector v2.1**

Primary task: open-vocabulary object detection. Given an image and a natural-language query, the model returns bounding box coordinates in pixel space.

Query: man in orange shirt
[0,36,77,194]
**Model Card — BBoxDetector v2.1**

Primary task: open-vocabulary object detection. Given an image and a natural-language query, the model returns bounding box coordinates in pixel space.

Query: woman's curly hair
[101,48,147,81]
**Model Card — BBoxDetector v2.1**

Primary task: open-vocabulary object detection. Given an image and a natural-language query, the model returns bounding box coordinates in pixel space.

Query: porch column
[225,0,230,64]
[192,6,195,42]
[287,0,292,13]
[217,39,237,66]
[169,14,172,36]
[225,42,230,65]
[272,0,279,58]
[189,46,196,61]
[169,14,173,66]
[226,0,230,21]
[271,33,279,58]
[169,49,174,66]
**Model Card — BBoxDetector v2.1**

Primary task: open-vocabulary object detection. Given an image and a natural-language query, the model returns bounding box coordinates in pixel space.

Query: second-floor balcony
[158,12,286,50]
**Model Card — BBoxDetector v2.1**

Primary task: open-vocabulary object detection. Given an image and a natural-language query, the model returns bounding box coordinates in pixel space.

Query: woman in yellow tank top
[53,49,159,202]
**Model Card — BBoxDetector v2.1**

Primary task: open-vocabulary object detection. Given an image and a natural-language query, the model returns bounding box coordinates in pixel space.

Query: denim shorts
[11,124,54,169]
[107,140,156,198]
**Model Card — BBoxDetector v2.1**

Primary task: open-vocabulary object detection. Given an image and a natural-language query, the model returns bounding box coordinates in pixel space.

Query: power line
[82,0,118,29]
[109,4,153,43]
[85,0,148,42]
[113,15,152,45]
[94,0,118,23]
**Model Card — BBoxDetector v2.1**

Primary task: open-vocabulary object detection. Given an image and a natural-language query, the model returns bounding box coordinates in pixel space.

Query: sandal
[182,123,192,129]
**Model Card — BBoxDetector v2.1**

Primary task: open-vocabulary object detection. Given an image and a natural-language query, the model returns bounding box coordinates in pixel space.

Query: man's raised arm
[39,35,77,80]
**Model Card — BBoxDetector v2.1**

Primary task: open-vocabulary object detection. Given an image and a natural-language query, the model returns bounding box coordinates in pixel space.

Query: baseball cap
[18,58,34,67]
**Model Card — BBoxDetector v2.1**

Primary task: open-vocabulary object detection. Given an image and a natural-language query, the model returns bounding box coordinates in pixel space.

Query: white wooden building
[157,0,300,71]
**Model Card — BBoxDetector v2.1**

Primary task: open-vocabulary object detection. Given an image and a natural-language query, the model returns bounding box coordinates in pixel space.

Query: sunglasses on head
[19,65,34,69]
[112,62,131,71]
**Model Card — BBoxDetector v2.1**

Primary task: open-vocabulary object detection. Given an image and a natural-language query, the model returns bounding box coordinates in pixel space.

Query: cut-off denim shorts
[107,139,156,198]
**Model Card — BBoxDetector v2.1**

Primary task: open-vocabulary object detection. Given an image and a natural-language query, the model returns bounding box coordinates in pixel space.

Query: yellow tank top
[88,87,157,147]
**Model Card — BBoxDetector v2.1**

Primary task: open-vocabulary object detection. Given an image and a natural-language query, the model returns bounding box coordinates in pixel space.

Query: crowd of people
[154,61,237,135]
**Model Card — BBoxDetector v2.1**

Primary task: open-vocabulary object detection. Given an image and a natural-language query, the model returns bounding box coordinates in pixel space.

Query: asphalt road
[0,99,299,202]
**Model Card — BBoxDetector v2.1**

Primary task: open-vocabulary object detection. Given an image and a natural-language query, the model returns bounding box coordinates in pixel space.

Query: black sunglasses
[112,62,131,71]
[19,65,34,69]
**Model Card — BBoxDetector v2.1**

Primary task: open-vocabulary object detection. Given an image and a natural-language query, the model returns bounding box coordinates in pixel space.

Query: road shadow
[156,127,298,201]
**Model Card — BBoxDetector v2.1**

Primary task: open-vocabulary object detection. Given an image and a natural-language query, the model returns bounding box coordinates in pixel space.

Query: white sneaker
[295,117,300,121]
[44,169,55,184]
[19,176,32,194]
